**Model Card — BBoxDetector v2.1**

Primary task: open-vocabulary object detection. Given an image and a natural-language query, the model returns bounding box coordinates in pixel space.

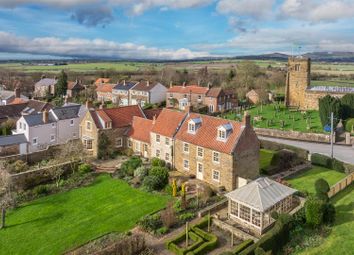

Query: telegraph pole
[330,112,334,159]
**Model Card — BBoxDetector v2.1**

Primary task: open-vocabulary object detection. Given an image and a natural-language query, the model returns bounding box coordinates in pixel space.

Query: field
[222,103,323,133]
[0,62,163,73]
[297,184,354,255]
[311,79,354,87]
[0,174,169,255]
[287,166,346,194]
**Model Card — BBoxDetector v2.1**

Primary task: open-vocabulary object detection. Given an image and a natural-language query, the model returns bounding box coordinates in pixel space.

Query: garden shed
[225,177,297,236]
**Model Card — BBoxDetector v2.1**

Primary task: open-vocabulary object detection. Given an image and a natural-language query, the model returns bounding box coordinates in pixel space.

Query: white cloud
[0,31,210,60]
[217,0,275,18]
[281,0,354,22]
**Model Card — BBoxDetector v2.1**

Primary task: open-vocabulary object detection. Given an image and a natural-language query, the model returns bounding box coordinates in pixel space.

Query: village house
[15,104,83,153]
[128,116,154,158]
[167,84,209,111]
[96,83,116,102]
[34,76,58,98]
[204,87,238,113]
[0,134,27,156]
[150,108,188,168]
[112,81,138,106]
[225,177,297,236]
[129,81,167,107]
[246,89,269,105]
[0,85,28,105]
[94,78,111,87]
[174,112,260,191]
[79,105,146,158]
[0,100,52,124]
[167,84,237,113]
[66,80,85,98]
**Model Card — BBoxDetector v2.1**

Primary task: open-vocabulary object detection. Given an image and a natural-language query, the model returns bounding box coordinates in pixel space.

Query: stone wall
[255,127,331,143]
[260,139,309,160]
[303,90,348,110]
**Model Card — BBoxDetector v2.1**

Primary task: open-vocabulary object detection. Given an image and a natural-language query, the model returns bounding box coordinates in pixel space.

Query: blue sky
[0,0,354,60]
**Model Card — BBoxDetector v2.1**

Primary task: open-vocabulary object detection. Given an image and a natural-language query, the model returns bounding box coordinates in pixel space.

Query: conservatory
[225,177,297,236]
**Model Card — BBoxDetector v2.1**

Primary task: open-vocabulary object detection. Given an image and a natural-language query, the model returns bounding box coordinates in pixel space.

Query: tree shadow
[6,212,64,229]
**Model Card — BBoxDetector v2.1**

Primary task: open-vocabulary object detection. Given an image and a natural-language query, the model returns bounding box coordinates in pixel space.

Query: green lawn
[0,174,169,255]
[260,149,275,170]
[297,184,354,255]
[222,103,323,133]
[287,166,346,194]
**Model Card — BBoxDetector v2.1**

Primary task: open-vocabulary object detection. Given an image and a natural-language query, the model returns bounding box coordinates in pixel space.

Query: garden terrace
[0,174,169,255]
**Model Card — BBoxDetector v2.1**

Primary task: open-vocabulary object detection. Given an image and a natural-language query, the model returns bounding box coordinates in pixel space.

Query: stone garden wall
[255,128,332,143]
[259,139,309,160]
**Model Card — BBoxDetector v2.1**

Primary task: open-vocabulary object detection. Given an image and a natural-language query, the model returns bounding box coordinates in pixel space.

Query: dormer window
[217,123,233,141]
[188,118,202,134]
[104,122,112,129]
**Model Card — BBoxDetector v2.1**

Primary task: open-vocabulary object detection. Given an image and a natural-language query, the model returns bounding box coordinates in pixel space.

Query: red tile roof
[97,105,145,128]
[206,87,223,98]
[8,98,28,105]
[96,84,114,93]
[129,116,154,143]
[143,108,162,120]
[132,81,159,91]
[175,113,244,154]
[151,108,187,138]
[167,85,209,94]
[95,78,111,86]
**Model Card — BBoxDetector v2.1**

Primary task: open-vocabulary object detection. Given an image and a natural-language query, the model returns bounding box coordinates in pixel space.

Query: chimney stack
[169,81,173,88]
[14,86,21,98]
[147,81,150,87]
[43,109,49,123]
[184,102,193,113]
[243,111,251,128]
[207,82,212,89]
[152,114,156,125]
[123,80,126,86]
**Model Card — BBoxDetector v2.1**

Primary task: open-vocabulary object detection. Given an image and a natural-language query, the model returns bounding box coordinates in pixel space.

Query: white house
[129,81,167,107]
[15,104,84,153]
[112,81,138,106]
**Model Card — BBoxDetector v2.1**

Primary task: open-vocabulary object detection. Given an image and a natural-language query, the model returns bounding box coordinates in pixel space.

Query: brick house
[129,81,167,107]
[167,84,237,113]
[166,84,209,110]
[174,112,259,191]
[204,87,238,113]
[128,116,154,158]
[67,80,85,98]
[150,108,188,168]
[96,83,115,102]
[79,105,145,157]
[112,81,138,106]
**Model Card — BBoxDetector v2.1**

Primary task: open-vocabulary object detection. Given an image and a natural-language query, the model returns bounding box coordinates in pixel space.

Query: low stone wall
[10,160,79,190]
[255,128,331,143]
[198,198,228,218]
[260,139,309,160]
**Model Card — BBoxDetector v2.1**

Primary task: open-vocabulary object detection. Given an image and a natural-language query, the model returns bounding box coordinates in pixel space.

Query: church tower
[285,57,311,109]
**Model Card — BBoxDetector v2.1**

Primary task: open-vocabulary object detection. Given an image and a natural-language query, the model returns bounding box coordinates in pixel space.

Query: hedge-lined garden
[165,217,218,255]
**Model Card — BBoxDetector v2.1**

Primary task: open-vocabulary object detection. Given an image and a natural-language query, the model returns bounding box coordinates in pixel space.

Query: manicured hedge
[233,239,254,254]
[311,153,345,172]
[166,217,218,255]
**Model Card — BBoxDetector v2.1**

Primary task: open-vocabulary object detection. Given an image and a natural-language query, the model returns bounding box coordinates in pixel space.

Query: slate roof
[0,90,28,101]
[0,134,27,146]
[51,105,81,120]
[113,81,138,91]
[23,112,56,126]
[0,100,52,122]
[35,78,57,87]
[175,113,243,154]
[225,177,297,212]
[168,85,209,94]
[151,108,187,138]
[131,81,159,91]
[129,116,154,143]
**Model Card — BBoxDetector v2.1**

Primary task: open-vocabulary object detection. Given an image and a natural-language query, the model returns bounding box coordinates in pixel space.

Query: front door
[143,144,148,158]
[197,162,203,180]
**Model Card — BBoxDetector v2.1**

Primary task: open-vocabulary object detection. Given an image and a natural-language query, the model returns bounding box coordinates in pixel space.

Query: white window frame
[86,121,91,131]
[156,134,160,143]
[50,134,55,142]
[32,137,38,145]
[156,149,161,157]
[196,146,204,158]
[165,137,170,145]
[135,141,140,152]
[165,153,170,161]
[212,151,220,164]
[183,159,189,170]
[23,123,26,130]
[70,119,74,126]
[19,122,22,129]
[188,123,195,133]
[212,170,220,182]
[128,139,132,148]
[183,142,189,154]
[116,138,123,148]
[218,129,226,140]
[52,123,55,129]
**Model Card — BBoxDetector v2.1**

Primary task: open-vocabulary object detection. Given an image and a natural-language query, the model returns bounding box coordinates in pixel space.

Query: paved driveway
[259,136,354,164]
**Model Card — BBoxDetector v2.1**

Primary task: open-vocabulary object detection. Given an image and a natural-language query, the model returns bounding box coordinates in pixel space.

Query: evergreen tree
[318,95,342,127]
[340,94,354,119]
[55,70,68,97]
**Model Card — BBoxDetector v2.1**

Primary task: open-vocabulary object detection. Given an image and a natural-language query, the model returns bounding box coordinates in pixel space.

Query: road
[259,136,354,164]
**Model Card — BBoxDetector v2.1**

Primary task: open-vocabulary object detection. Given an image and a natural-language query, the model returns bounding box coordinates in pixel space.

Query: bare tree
[50,166,65,188]
[56,140,86,173]
[0,171,14,229]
